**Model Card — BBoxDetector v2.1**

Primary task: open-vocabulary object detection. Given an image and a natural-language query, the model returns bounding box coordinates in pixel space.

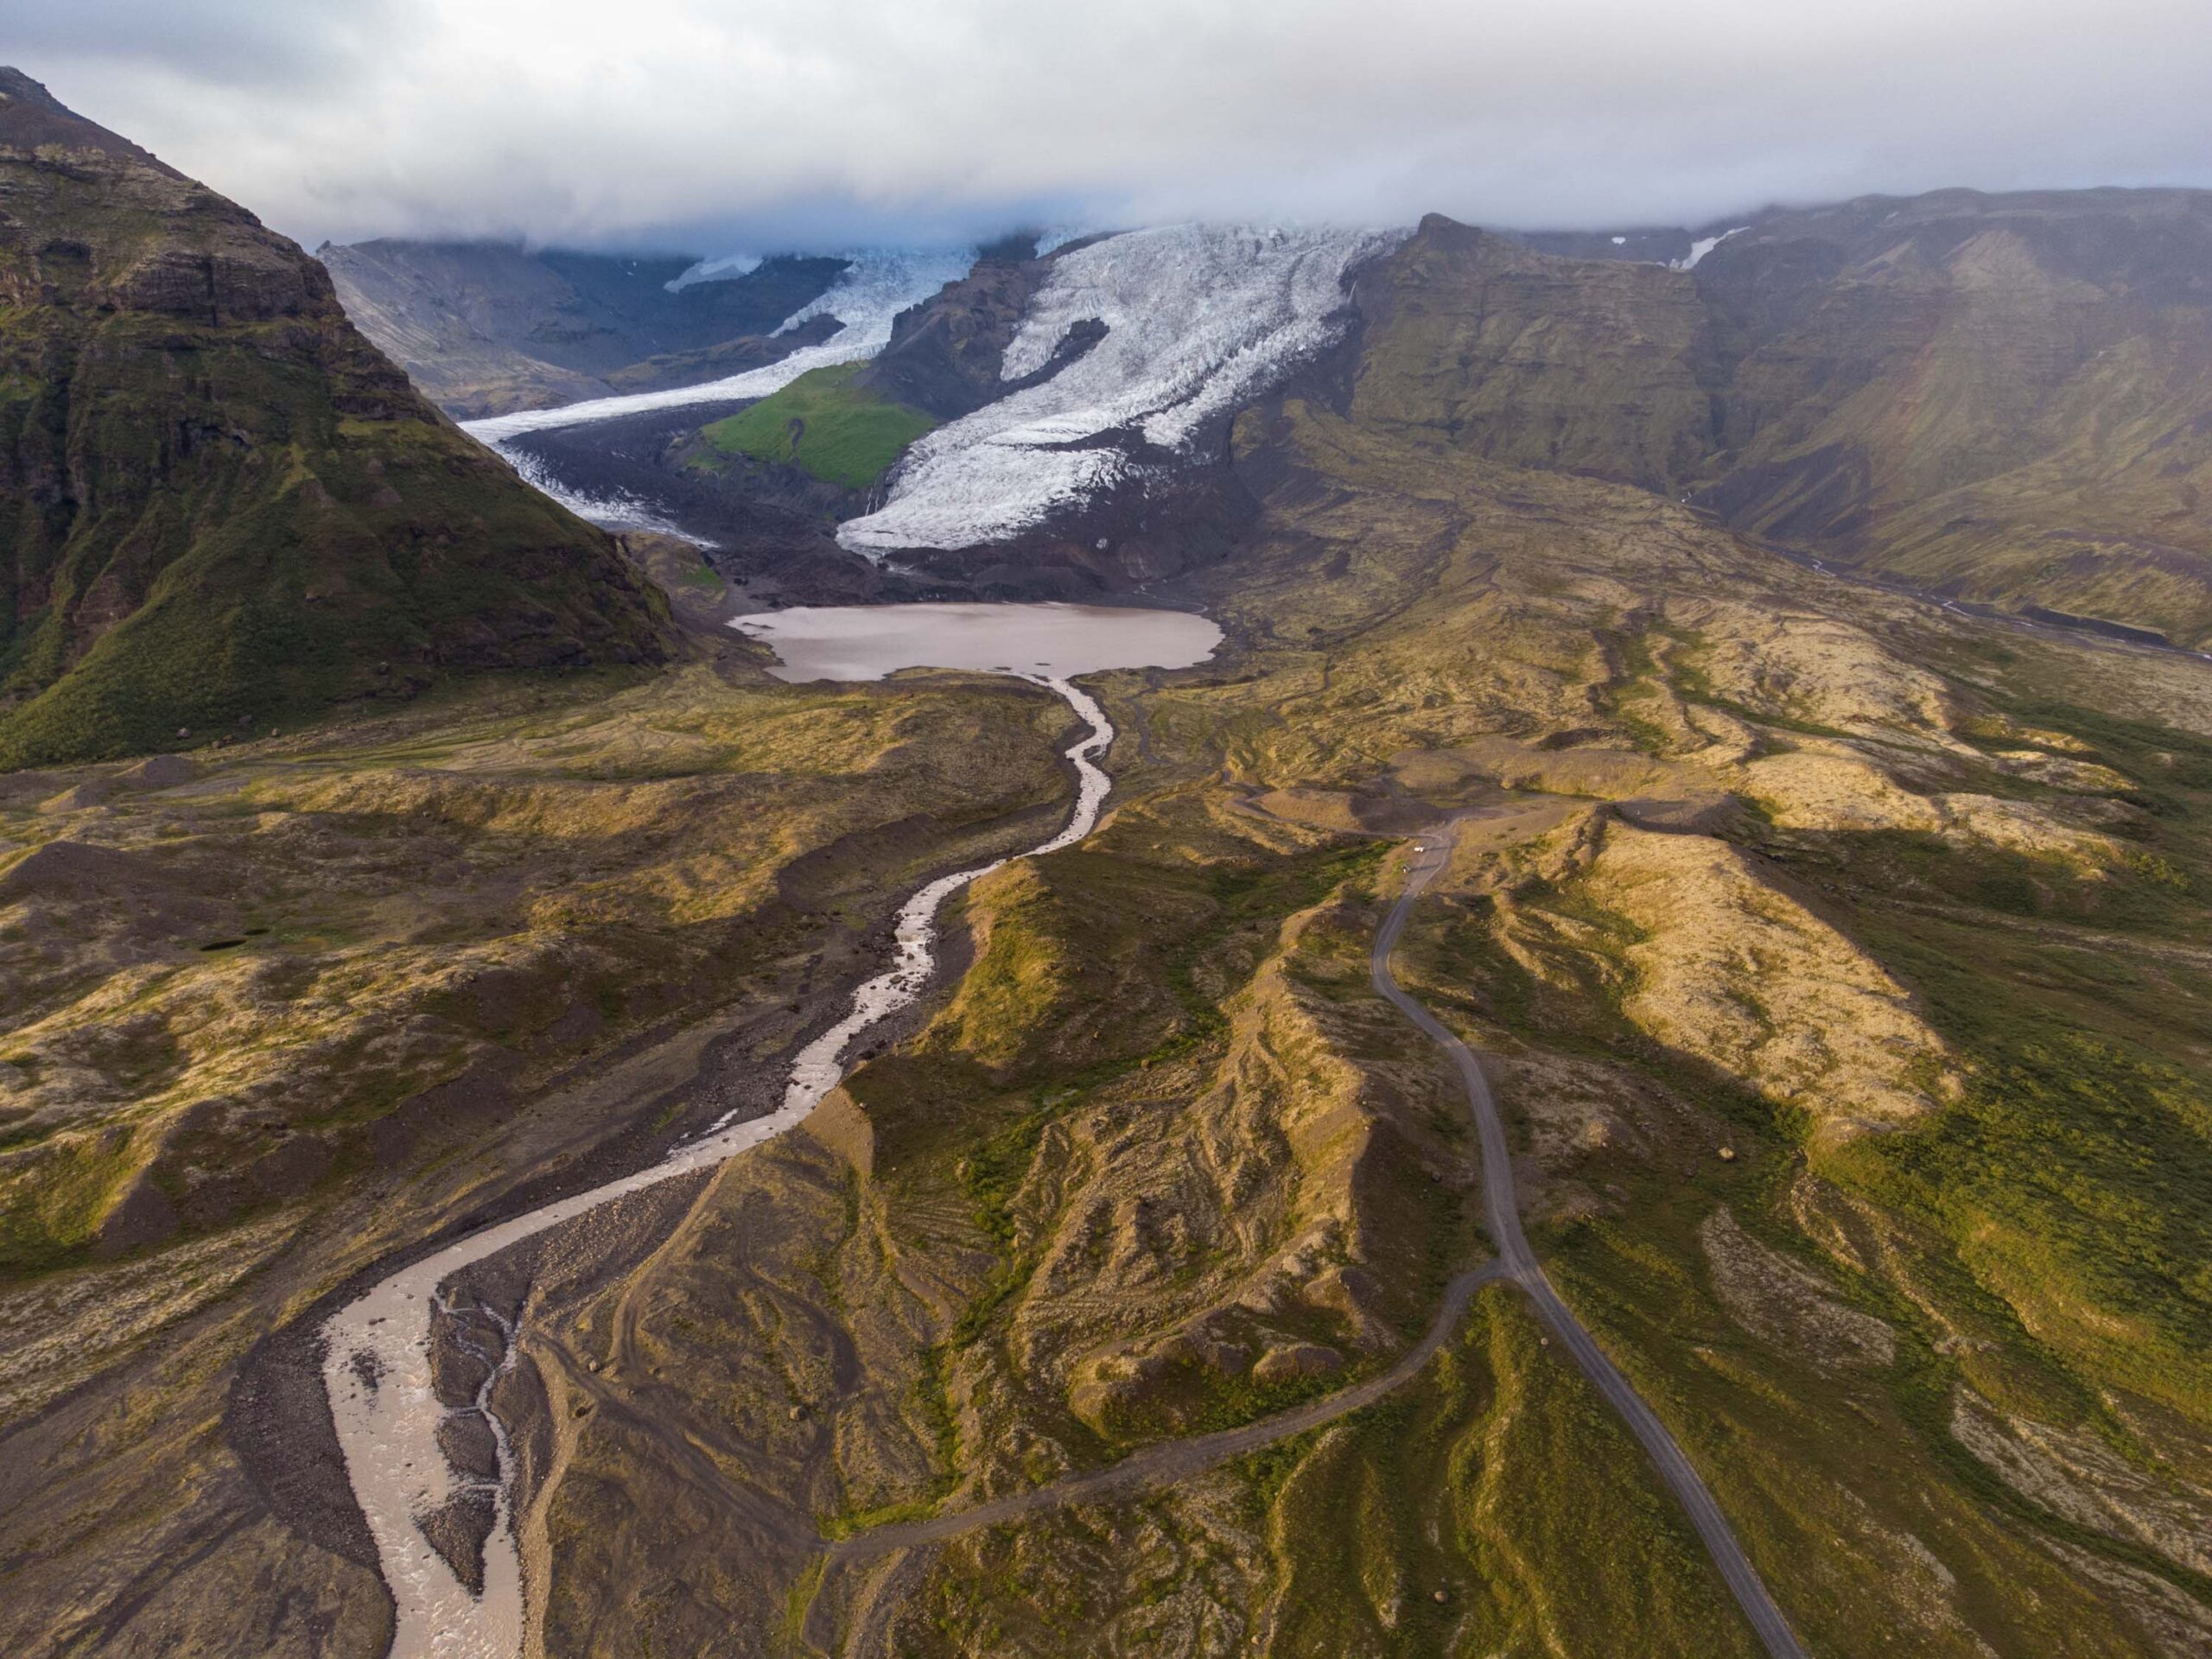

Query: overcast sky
[12,0,2212,254]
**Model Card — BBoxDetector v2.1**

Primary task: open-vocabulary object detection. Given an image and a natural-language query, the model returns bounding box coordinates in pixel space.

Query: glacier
[496,445,706,545]
[837,223,1408,555]
[463,246,975,442]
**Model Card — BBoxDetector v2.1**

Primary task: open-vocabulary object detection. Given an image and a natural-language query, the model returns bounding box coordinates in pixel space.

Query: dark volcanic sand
[500,399,759,546]
[224,779,1061,1620]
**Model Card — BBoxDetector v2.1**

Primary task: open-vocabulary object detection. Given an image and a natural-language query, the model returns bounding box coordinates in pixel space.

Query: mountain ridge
[0,67,675,766]
[416,189,2212,651]
[1344,190,2212,647]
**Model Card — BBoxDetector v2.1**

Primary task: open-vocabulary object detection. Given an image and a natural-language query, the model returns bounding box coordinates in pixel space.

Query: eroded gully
[823,818,1808,1659]
[325,728,1804,1659]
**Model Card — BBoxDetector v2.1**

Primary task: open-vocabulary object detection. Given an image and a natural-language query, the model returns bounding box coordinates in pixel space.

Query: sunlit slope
[0,649,1080,1655]
[467,390,2212,1655]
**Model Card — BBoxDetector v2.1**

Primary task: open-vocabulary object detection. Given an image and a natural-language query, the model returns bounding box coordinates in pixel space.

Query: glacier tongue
[463,247,974,442]
[839,223,1408,555]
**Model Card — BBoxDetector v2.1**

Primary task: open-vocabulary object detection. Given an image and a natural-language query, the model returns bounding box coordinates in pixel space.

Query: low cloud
[16,0,2212,252]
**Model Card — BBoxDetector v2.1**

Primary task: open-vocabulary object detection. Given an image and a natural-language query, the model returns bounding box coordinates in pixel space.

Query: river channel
[320,602,1219,1659]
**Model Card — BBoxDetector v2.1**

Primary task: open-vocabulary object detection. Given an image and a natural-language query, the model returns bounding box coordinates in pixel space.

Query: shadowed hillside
[1353,193,2212,648]
[320,239,849,416]
[0,69,674,767]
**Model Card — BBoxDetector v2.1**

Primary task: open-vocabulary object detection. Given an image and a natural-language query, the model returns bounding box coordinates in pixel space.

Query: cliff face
[1349,216,1717,493]
[1351,193,2212,647]
[1700,190,2212,644]
[0,68,674,766]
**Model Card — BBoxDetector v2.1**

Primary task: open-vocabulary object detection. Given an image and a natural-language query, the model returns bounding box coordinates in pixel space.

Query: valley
[3,60,2211,1659]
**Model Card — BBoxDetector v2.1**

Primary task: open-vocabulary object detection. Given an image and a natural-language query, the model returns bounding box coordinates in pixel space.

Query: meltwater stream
[321,604,1217,1659]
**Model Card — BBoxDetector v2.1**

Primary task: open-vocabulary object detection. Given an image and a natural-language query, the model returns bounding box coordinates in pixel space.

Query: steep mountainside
[1353,194,2212,647]
[1698,190,2212,645]
[0,69,672,766]
[1348,215,1714,490]
[321,238,847,416]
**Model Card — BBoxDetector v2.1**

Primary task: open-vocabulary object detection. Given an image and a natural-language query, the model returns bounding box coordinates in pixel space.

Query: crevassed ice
[463,246,974,442]
[838,223,1408,554]
[766,247,971,339]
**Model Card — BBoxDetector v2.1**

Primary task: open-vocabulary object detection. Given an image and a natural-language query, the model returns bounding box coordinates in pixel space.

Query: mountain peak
[0,67,175,174]
[0,67,672,765]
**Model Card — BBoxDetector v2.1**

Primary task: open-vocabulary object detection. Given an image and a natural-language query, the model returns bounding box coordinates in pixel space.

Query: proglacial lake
[729,600,1224,682]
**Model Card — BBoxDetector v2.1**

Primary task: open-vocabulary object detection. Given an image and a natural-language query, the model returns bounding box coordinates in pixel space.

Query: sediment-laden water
[730,600,1222,683]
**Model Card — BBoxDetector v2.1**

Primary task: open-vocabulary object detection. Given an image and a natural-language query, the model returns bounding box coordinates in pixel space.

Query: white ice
[495,446,709,545]
[462,247,975,442]
[664,251,762,292]
[837,223,1408,555]
[1678,227,1749,270]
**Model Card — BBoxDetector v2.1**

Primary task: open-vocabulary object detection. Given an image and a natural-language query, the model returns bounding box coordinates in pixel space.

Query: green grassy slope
[700,364,938,489]
[0,68,673,767]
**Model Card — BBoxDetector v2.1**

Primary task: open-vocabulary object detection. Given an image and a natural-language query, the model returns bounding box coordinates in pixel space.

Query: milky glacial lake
[728,601,1223,682]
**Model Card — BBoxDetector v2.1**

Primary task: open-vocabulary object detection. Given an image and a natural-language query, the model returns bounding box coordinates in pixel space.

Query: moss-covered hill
[699,363,938,490]
[0,68,675,768]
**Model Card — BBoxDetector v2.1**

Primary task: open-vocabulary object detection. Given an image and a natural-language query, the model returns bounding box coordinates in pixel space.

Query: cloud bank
[15,0,2212,251]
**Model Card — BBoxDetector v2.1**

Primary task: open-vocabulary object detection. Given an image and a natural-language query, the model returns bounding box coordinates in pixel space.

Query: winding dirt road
[823,818,1808,1659]
[826,1261,1506,1563]
[1372,823,1807,1659]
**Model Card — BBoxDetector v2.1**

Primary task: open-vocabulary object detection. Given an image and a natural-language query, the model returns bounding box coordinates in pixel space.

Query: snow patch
[839,223,1407,555]
[1611,234,1627,245]
[1677,227,1749,270]
[664,251,761,291]
[463,247,974,442]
